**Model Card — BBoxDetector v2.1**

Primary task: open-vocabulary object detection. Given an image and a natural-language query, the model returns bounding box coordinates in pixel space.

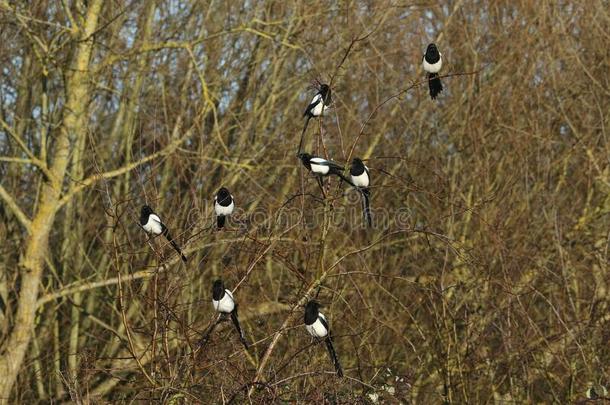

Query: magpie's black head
[319,84,331,104]
[141,205,153,216]
[298,152,312,170]
[298,152,311,162]
[140,205,153,225]
[216,187,231,204]
[304,300,321,324]
[425,43,440,58]
[351,158,365,174]
[212,279,225,300]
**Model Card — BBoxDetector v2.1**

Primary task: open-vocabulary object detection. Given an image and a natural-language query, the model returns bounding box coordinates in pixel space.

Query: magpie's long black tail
[325,337,343,377]
[230,308,248,349]
[361,188,372,227]
[162,228,187,262]
[297,116,311,155]
[428,73,443,100]
[197,317,220,349]
[217,215,226,229]
[333,171,355,188]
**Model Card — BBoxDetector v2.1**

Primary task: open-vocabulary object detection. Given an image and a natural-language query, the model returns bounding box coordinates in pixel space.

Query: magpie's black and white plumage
[214,187,234,229]
[304,300,343,377]
[139,205,187,262]
[586,384,608,400]
[304,84,332,119]
[298,152,354,190]
[297,84,332,155]
[212,279,248,349]
[422,43,443,100]
[350,158,372,227]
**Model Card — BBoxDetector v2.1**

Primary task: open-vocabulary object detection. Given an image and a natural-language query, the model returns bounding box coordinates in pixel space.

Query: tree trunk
[0,1,103,401]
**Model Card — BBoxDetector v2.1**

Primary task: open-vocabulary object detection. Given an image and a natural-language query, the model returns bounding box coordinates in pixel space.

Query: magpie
[212,279,248,349]
[297,83,332,155]
[586,384,608,400]
[422,43,443,99]
[214,187,234,229]
[139,205,187,262]
[298,152,355,191]
[304,300,343,377]
[350,158,372,227]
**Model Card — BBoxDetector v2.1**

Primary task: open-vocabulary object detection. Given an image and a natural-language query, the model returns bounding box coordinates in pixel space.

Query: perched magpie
[586,384,608,400]
[298,152,354,191]
[214,187,234,229]
[350,158,372,227]
[422,43,443,100]
[212,279,248,349]
[304,300,343,377]
[139,205,187,262]
[297,83,332,155]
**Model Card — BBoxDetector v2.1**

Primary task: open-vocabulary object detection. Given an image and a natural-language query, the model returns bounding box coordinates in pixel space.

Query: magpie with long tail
[214,187,234,229]
[297,83,332,155]
[211,279,248,349]
[139,205,187,262]
[304,300,343,377]
[298,152,355,192]
[350,157,372,227]
[422,43,443,100]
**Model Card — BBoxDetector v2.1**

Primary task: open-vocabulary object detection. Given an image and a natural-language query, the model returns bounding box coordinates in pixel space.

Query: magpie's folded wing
[304,93,322,115]
[310,157,344,171]
[327,160,345,171]
[150,214,166,229]
[318,313,329,332]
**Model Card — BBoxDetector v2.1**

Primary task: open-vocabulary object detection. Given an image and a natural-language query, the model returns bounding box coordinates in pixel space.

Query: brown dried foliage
[0,0,608,403]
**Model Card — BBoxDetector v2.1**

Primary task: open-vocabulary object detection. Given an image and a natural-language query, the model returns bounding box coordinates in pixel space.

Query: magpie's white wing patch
[309,93,322,106]
[143,214,163,235]
[310,157,330,165]
[307,93,327,117]
[318,312,327,322]
[306,316,329,338]
[309,158,331,175]
[213,290,235,313]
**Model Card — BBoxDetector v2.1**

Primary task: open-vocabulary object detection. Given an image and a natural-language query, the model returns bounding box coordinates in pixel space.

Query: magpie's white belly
[215,201,234,216]
[311,102,325,117]
[306,318,328,338]
[143,216,163,235]
[213,294,235,313]
[351,172,369,188]
[310,163,330,175]
[423,57,442,73]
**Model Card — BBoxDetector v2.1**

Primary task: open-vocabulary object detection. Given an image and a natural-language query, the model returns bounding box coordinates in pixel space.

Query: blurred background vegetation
[0,0,608,403]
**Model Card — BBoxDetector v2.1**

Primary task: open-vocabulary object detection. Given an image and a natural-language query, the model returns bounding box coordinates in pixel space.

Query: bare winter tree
[0,0,608,403]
